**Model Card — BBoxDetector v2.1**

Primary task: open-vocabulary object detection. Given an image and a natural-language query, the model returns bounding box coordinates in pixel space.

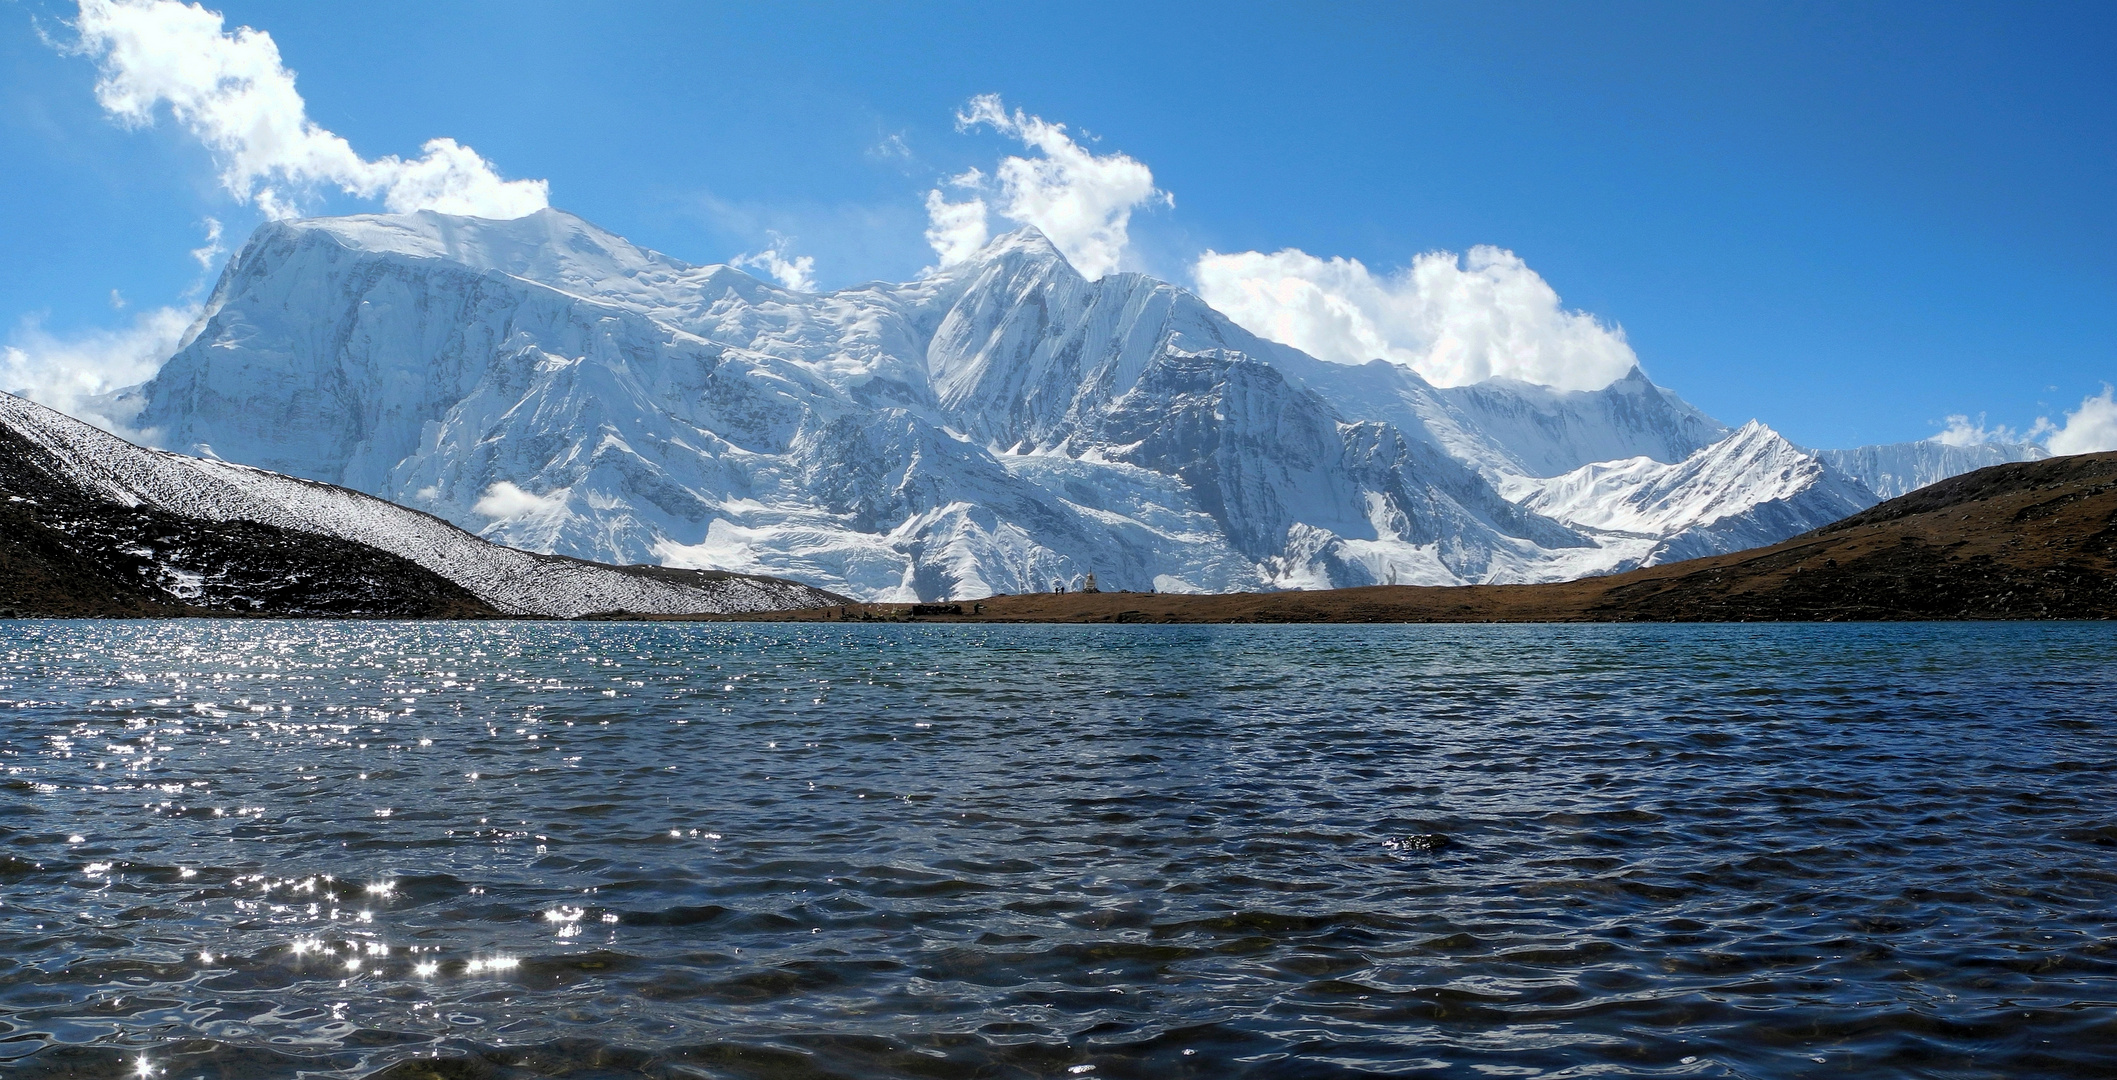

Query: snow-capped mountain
[0,391,840,617]
[1816,439,2049,500]
[117,207,1905,600]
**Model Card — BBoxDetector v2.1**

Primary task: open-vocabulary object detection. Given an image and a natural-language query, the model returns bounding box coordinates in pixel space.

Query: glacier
[113,207,1931,601]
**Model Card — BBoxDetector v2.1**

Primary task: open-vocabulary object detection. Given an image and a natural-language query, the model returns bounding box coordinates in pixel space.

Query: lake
[1,621,2113,1078]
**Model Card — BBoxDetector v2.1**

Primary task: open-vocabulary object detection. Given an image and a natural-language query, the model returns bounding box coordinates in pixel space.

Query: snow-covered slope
[117,207,1944,598]
[1816,440,2049,499]
[1519,421,1880,564]
[0,392,839,616]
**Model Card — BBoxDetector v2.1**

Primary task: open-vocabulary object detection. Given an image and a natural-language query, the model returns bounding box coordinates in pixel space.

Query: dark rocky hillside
[0,425,496,619]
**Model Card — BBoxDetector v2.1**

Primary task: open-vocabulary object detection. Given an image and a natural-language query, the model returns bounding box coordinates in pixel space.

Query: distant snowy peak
[1528,421,1832,533]
[1520,420,1879,563]
[1816,439,2050,500]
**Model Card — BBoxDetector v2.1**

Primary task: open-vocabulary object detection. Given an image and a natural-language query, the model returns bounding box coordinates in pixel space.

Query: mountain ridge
[88,207,2040,601]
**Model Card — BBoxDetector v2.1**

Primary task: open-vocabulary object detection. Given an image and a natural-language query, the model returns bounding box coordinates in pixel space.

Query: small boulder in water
[1385,833,1453,854]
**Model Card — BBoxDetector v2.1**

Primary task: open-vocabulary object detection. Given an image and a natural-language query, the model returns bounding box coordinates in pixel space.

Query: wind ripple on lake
[0,621,2114,1078]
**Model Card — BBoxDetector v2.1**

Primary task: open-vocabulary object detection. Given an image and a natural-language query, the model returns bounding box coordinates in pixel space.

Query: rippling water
[2,621,2115,1079]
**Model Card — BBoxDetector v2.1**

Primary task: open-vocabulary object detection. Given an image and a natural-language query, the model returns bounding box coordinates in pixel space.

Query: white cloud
[730,234,817,291]
[1,305,196,434]
[1192,245,1639,392]
[363,136,547,218]
[189,216,224,271]
[1931,415,1986,446]
[69,0,547,219]
[472,481,570,521]
[922,188,989,269]
[1929,413,2032,447]
[870,132,911,161]
[2043,386,2117,456]
[929,95,1169,279]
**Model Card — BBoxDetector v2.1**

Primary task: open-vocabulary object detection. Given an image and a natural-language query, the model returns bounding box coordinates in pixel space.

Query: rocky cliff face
[122,208,1895,600]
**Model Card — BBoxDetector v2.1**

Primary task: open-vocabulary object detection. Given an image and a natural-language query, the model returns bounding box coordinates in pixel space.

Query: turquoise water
[1,621,2114,1078]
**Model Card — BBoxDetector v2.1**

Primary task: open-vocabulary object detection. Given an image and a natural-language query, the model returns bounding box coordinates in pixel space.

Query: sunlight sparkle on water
[5,621,2115,1078]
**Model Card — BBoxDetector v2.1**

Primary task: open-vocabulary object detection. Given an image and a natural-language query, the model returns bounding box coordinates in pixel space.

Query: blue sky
[2,0,2112,449]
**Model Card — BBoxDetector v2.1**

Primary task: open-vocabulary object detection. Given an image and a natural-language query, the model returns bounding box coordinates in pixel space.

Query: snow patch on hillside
[0,391,839,616]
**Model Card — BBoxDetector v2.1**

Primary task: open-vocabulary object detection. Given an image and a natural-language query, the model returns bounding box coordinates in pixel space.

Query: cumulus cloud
[1192,245,1639,391]
[69,0,547,219]
[731,234,817,291]
[1,305,196,433]
[924,95,1169,278]
[2044,386,2117,456]
[472,481,570,522]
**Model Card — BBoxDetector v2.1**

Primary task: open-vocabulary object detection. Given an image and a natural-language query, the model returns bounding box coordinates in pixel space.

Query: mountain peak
[935,227,1081,282]
[1709,420,1813,465]
[1727,418,1782,442]
[1609,364,1654,388]
[273,204,668,275]
[255,207,712,313]
[978,226,1065,261]
[280,206,635,261]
